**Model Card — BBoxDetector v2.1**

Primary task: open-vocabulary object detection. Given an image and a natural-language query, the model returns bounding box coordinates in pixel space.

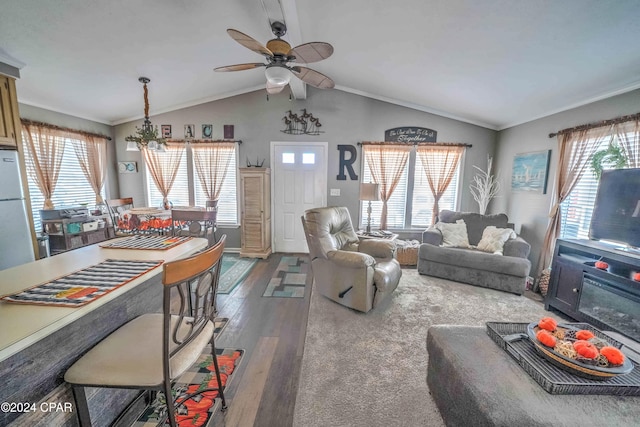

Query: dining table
[113,206,211,235]
[0,236,208,426]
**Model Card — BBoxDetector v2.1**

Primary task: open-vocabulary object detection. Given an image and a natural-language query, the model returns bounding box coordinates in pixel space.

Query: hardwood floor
[210,253,312,427]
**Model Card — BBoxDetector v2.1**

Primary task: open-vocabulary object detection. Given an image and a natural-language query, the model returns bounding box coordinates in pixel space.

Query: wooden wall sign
[385,127,437,143]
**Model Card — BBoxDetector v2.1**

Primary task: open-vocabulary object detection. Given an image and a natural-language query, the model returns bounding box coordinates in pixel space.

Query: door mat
[132,347,243,426]
[100,236,192,250]
[262,256,309,298]
[218,254,257,294]
[0,259,163,307]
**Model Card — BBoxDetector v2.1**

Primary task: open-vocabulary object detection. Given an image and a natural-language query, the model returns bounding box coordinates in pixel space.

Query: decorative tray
[486,322,640,395]
[526,322,634,380]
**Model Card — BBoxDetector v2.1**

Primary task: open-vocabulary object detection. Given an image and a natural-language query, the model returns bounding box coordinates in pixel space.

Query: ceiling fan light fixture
[265,66,291,86]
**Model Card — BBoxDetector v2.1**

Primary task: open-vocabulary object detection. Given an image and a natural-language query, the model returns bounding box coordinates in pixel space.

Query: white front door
[272,142,327,253]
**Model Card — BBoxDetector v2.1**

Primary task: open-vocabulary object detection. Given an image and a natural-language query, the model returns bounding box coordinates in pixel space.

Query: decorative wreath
[590,143,628,179]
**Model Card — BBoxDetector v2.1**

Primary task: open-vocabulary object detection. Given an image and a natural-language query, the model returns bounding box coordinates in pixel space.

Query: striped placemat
[100,235,191,250]
[0,259,163,307]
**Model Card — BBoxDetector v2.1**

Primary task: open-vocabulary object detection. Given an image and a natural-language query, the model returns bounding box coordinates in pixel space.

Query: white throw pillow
[476,226,517,255]
[435,220,470,248]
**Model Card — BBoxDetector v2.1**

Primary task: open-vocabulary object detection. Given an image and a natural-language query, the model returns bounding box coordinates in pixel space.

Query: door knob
[572,288,579,293]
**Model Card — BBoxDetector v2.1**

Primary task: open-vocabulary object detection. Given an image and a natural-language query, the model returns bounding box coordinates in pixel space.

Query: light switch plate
[330,188,340,196]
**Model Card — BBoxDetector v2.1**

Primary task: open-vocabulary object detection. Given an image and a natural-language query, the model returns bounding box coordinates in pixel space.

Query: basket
[396,243,419,266]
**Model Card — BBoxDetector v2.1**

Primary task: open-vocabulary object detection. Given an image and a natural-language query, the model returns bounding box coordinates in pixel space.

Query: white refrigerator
[0,149,35,270]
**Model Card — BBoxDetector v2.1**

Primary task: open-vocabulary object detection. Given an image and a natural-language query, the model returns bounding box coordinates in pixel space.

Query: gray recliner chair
[301,206,402,313]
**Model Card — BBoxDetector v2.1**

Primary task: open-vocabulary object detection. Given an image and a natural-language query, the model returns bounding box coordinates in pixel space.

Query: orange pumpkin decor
[600,346,625,365]
[575,330,595,341]
[538,317,558,332]
[536,330,557,348]
[573,340,599,359]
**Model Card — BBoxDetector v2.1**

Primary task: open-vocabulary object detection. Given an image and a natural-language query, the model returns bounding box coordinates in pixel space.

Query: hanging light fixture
[126,77,167,151]
[264,65,291,86]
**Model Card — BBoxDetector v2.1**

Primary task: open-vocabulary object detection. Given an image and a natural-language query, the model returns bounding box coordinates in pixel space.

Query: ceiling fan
[214,21,335,95]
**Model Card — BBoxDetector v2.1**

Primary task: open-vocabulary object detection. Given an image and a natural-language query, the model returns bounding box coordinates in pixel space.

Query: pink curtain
[192,142,235,202]
[142,144,185,209]
[21,123,67,209]
[615,119,640,167]
[363,145,411,229]
[536,126,612,277]
[416,145,465,224]
[72,135,108,204]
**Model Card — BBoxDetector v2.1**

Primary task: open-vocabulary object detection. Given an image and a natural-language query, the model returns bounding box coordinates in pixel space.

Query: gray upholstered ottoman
[426,325,640,426]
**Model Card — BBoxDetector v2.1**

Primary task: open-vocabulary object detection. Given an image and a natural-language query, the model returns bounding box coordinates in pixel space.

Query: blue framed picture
[202,124,213,139]
[511,150,551,194]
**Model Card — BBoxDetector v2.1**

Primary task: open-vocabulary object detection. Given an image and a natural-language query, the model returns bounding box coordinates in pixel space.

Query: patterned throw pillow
[476,226,517,255]
[435,220,470,248]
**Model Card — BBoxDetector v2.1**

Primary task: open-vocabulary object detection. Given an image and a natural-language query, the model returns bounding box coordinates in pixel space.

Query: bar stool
[171,208,217,246]
[64,236,228,427]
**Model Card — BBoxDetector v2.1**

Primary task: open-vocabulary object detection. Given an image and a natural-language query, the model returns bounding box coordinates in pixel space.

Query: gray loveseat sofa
[417,210,531,295]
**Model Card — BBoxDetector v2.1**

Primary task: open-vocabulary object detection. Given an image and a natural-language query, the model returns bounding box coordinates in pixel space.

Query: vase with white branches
[469,156,500,215]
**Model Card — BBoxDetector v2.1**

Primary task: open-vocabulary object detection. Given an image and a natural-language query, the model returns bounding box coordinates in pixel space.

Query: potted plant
[590,142,628,179]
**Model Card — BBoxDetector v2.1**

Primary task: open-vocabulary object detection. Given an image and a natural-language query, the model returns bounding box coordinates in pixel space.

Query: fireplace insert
[578,274,640,342]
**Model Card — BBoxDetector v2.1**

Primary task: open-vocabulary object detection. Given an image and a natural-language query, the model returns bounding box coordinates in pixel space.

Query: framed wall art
[511,150,551,194]
[118,161,137,174]
[202,124,213,139]
[184,124,195,139]
[161,125,172,138]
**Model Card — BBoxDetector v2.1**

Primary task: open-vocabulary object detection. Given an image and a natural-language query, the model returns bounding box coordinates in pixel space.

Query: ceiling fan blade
[266,81,286,94]
[288,42,334,64]
[214,63,265,72]
[227,29,273,57]
[291,66,335,89]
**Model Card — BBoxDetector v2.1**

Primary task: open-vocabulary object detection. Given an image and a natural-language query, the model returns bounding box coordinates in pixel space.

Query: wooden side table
[356,231,398,241]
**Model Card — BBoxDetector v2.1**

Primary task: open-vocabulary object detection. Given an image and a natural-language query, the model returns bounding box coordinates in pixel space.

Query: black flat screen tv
[589,168,640,249]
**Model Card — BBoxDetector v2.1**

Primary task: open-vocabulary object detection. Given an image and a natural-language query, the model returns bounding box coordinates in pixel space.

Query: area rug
[218,254,257,294]
[132,347,243,426]
[262,255,309,298]
[293,269,562,427]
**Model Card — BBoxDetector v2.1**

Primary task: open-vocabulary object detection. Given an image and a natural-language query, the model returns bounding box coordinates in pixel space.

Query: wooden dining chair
[64,235,228,427]
[106,197,134,235]
[171,208,217,246]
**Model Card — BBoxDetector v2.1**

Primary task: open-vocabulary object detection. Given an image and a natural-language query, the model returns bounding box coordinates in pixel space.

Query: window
[411,153,459,227]
[23,137,106,232]
[560,131,638,239]
[145,144,239,224]
[147,149,190,208]
[360,147,461,229]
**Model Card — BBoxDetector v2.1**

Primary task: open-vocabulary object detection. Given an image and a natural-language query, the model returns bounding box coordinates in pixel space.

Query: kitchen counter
[0,237,207,426]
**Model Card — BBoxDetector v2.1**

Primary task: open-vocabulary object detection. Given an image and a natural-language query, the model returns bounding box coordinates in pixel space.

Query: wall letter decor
[337,145,358,181]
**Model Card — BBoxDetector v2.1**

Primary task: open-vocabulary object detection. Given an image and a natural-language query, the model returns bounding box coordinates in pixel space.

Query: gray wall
[115,88,497,249]
[493,88,640,274]
[18,104,118,199]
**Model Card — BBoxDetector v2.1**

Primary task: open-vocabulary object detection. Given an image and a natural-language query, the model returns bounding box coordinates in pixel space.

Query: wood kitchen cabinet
[0,75,18,148]
[239,167,271,258]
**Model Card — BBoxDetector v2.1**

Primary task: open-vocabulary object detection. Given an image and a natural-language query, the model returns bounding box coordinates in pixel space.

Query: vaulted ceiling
[1,0,639,130]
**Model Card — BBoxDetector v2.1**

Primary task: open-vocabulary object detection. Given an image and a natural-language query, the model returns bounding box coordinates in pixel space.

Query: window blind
[145,145,239,224]
[360,161,408,229]
[146,150,190,208]
[194,147,238,224]
[23,136,106,233]
[411,153,459,227]
[560,133,639,239]
[359,146,462,230]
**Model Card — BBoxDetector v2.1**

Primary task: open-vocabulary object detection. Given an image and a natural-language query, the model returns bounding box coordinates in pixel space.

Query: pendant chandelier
[126,77,167,152]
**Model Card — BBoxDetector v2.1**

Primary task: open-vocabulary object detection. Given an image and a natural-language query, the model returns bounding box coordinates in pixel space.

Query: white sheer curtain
[192,142,235,202]
[142,144,185,209]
